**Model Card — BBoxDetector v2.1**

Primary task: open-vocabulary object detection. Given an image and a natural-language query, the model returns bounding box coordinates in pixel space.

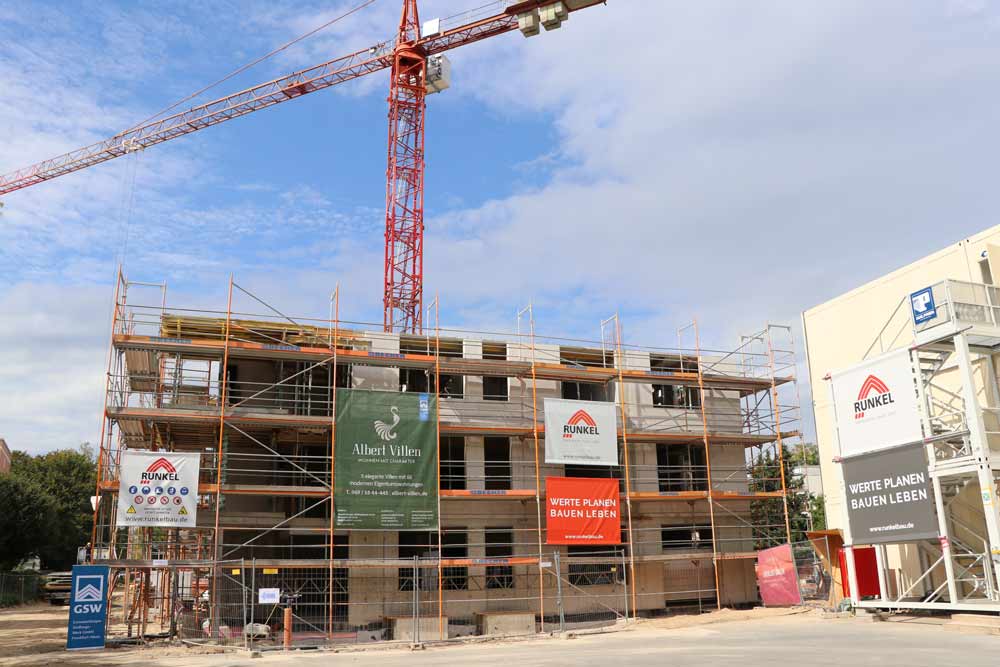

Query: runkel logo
[141,457,179,482]
[563,409,599,439]
[854,375,893,420]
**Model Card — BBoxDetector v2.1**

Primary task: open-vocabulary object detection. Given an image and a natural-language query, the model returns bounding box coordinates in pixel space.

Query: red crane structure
[0,0,606,332]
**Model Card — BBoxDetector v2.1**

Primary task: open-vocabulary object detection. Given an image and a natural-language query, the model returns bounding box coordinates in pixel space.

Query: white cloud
[7,1,1000,451]
[0,283,110,453]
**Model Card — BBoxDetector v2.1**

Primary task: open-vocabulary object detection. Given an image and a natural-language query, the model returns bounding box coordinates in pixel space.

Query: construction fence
[0,572,43,607]
[791,536,835,606]
[100,551,639,650]
[100,540,840,648]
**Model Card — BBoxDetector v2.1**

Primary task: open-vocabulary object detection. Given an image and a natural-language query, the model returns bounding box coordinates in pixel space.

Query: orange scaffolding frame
[92,273,804,640]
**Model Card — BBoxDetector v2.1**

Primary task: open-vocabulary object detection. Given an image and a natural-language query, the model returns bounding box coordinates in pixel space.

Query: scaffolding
[90,270,804,645]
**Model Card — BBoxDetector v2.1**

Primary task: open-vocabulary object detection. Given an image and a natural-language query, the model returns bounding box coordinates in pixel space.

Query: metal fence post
[241,560,248,651]
[413,555,420,644]
[250,558,256,651]
[553,551,565,633]
[621,550,629,622]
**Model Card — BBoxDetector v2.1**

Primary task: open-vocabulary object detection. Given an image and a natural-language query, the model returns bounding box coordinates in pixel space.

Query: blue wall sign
[910,287,937,324]
[67,565,109,651]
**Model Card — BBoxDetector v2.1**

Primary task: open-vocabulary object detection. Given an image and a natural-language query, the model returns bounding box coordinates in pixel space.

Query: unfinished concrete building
[91,273,801,644]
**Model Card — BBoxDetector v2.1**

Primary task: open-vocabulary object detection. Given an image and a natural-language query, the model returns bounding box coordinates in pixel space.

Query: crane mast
[384,0,427,333]
[0,0,607,333]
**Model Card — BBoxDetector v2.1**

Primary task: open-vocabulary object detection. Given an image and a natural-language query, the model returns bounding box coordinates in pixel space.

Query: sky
[3,0,1000,454]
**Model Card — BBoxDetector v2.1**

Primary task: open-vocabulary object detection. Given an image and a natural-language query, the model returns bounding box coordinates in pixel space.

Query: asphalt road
[318,615,999,667]
[5,609,999,667]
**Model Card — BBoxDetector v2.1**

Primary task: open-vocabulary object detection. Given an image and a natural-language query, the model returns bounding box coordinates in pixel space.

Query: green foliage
[8,444,96,570]
[809,494,827,531]
[795,443,821,466]
[0,475,56,570]
[749,444,822,547]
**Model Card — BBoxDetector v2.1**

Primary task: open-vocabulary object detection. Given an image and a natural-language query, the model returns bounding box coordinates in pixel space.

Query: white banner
[116,451,200,528]
[544,398,618,466]
[829,349,924,459]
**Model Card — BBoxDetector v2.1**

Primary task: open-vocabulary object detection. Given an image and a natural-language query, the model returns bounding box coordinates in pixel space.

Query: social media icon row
[128,485,189,496]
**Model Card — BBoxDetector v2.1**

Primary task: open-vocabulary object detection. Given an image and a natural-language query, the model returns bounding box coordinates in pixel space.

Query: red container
[839,546,880,598]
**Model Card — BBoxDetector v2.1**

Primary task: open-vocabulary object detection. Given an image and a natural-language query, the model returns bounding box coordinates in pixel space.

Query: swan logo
[854,375,893,420]
[374,406,400,441]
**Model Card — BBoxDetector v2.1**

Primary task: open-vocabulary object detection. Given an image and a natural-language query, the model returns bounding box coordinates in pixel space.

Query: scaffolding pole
[611,314,638,618]
[328,283,339,638]
[765,325,793,544]
[686,320,722,610]
[520,302,546,632]
[209,275,234,634]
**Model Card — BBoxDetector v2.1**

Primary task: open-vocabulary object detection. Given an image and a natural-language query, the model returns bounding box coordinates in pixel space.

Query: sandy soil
[0,603,73,661]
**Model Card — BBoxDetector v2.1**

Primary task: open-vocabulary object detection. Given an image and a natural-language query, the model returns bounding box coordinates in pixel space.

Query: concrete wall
[185,325,762,622]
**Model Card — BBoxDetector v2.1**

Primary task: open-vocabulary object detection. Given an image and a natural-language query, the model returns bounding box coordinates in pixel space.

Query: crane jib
[0,0,608,335]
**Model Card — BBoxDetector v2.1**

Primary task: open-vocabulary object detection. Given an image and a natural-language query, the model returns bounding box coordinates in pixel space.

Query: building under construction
[91,272,804,645]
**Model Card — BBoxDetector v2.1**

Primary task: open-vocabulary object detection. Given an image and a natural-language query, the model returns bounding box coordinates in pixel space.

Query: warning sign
[116,451,200,528]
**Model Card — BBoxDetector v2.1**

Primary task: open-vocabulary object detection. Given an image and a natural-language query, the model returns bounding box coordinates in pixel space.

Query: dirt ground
[1,604,995,667]
[0,603,74,662]
[0,605,799,666]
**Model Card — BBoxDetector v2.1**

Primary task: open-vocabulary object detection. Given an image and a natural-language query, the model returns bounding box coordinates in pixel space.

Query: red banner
[755,543,802,606]
[545,477,621,545]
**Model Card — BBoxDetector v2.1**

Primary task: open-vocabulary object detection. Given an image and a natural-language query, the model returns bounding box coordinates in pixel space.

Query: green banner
[334,389,438,530]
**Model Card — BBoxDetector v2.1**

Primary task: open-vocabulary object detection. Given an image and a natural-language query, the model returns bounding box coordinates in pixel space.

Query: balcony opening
[484,436,512,490]
[656,443,707,492]
[398,531,435,591]
[441,436,466,490]
[567,544,621,586]
[662,523,713,551]
[650,354,701,409]
[485,528,514,589]
[442,529,469,590]
[561,380,611,402]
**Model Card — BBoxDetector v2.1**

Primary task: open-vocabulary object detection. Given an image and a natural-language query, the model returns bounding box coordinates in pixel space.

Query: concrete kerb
[114,607,821,661]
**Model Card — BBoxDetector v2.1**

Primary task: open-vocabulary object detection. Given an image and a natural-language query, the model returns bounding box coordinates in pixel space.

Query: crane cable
[114,146,140,269]
[109,0,380,267]
[128,0,380,132]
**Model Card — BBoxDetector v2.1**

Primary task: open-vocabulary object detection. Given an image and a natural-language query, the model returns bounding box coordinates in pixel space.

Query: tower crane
[0,0,606,332]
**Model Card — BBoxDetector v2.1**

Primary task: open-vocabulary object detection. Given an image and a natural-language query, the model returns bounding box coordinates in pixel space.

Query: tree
[9,444,96,570]
[0,475,56,570]
[749,444,822,548]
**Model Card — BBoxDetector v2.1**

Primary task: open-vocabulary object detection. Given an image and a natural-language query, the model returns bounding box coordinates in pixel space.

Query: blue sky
[4,0,1000,452]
